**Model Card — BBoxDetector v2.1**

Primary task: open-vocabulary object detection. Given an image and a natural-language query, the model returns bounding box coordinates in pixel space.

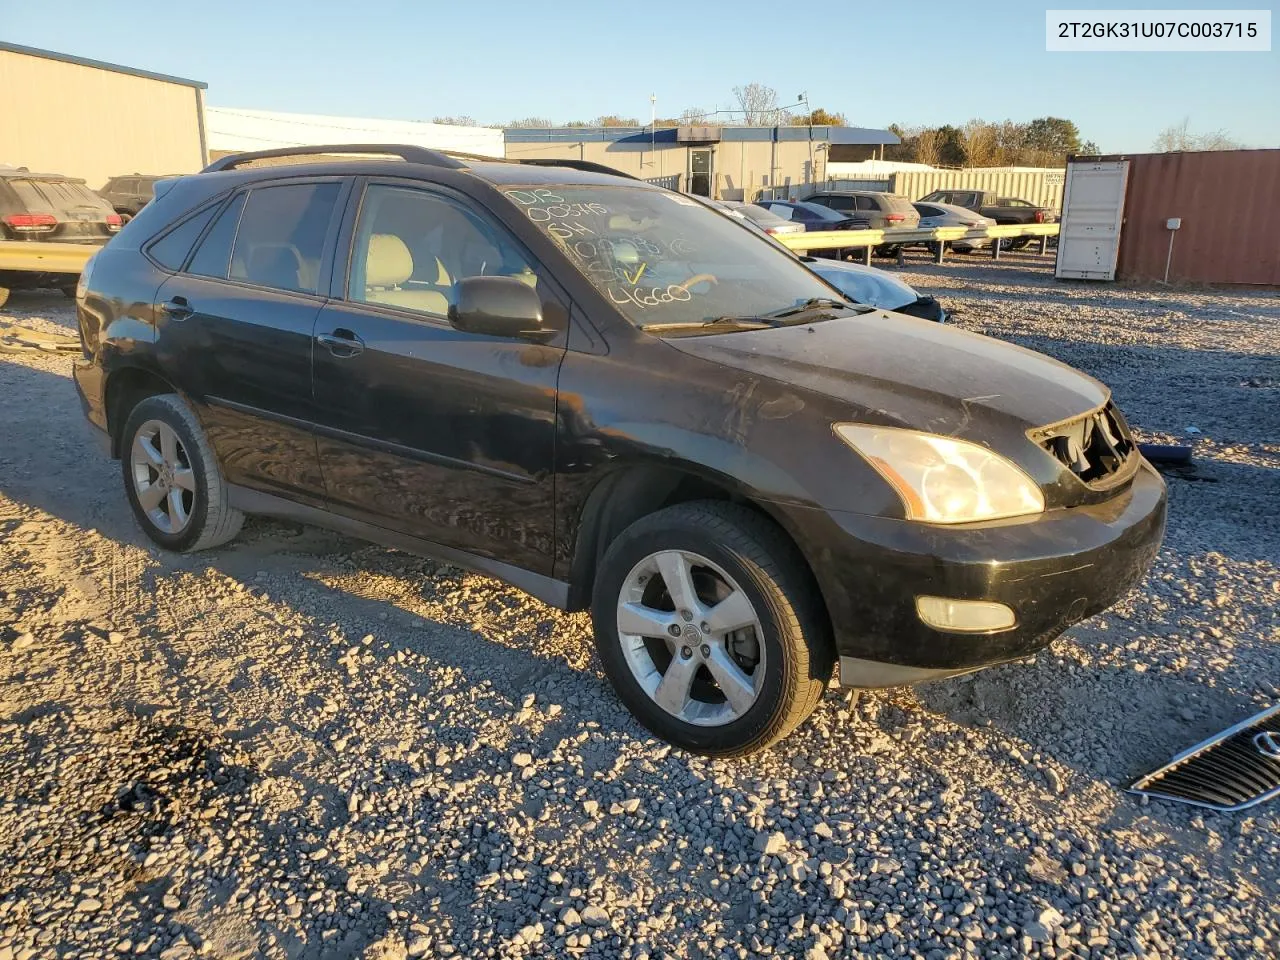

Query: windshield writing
[506,186,844,329]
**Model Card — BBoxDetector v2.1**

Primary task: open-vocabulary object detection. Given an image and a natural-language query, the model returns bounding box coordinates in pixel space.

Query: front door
[153,179,346,501]
[689,149,713,197]
[311,181,566,574]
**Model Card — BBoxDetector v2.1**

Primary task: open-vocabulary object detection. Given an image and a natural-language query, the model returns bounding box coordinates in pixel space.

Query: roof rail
[514,158,640,181]
[202,144,467,173]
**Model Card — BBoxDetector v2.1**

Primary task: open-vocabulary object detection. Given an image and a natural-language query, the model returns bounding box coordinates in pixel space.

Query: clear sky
[5,0,1277,151]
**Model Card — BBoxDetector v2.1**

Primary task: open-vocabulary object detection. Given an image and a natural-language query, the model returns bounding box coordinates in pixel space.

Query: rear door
[152,177,348,501]
[1056,159,1130,281]
[311,179,567,574]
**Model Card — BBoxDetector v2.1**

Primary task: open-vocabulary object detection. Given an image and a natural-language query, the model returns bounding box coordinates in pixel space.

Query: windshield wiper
[766,298,876,325]
[642,316,774,334]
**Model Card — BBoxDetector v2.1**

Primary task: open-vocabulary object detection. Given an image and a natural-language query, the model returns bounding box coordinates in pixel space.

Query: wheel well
[565,465,826,630]
[105,367,176,458]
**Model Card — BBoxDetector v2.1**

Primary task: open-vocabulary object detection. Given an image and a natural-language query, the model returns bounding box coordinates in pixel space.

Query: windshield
[507,185,849,329]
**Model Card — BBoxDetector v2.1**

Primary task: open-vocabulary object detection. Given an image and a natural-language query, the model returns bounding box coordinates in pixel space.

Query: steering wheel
[676,272,718,293]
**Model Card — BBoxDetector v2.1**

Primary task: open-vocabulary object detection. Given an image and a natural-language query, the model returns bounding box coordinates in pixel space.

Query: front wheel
[121,393,244,552]
[591,501,833,757]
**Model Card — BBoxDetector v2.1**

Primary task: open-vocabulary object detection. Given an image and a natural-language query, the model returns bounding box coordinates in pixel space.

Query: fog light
[916,596,1016,633]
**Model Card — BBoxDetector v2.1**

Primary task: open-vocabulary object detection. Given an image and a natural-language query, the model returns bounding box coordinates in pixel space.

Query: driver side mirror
[448,276,546,339]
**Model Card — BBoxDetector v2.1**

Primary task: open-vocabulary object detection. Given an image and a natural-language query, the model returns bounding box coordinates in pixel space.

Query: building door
[1055,160,1130,281]
[688,149,713,197]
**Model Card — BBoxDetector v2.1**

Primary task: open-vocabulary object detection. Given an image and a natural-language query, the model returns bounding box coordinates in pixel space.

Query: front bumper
[73,359,110,439]
[784,460,1167,686]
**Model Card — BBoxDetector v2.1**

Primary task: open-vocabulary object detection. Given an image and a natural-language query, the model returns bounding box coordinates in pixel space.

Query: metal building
[504,125,900,201]
[0,42,207,190]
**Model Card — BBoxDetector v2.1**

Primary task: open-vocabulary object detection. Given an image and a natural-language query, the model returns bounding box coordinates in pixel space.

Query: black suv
[98,174,167,221]
[1,167,122,304]
[73,145,1166,756]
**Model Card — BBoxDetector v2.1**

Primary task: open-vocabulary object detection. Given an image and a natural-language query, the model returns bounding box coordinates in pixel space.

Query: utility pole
[800,92,812,183]
[650,94,656,168]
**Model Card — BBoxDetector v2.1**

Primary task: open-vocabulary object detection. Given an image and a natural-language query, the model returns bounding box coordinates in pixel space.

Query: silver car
[912,201,997,252]
[714,200,807,239]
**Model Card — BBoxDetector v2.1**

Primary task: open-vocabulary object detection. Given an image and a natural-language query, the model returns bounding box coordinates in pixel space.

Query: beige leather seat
[237,242,315,292]
[363,234,449,315]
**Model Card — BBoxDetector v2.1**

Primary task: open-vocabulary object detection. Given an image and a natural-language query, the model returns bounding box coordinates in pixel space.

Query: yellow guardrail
[777,222,1060,264]
[0,240,101,276]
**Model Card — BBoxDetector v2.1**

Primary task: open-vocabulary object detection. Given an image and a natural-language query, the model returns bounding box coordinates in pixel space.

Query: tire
[591,501,833,757]
[120,393,243,552]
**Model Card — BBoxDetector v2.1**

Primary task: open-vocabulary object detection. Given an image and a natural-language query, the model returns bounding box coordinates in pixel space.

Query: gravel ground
[1,258,1277,960]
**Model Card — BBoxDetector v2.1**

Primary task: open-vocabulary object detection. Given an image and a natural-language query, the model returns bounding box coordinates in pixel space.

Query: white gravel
[1,260,1277,960]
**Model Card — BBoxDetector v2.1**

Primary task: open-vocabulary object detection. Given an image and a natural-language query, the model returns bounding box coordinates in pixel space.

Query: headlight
[835,424,1045,524]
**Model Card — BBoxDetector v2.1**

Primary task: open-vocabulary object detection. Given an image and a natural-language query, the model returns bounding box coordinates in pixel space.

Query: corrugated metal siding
[0,49,205,187]
[890,169,1066,209]
[1114,150,1280,285]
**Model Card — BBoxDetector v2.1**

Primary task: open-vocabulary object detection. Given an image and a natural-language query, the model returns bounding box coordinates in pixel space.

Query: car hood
[664,311,1108,437]
[804,258,918,311]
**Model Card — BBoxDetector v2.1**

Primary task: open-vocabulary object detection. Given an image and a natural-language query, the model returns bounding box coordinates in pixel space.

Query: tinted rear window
[188,193,247,280]
[880,194,917,214]
[8,178,107,215]
[228,183,340,295]
[149,203,221,271]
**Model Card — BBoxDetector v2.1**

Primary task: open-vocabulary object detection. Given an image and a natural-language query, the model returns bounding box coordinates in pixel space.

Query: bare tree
[962,120,1000,166]
[432,115,478,126]
[506,117,556,128]
[1153,117,1242,152]
[732,83,783,125]
[912,128,941,166]
[678,106,710,125]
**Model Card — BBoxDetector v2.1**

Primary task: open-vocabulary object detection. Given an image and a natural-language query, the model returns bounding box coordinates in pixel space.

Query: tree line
[434,80,1245,162]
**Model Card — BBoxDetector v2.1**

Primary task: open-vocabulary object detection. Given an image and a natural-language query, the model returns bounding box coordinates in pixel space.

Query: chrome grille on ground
[1129,704,1280,811]
[1035,401,1135,485]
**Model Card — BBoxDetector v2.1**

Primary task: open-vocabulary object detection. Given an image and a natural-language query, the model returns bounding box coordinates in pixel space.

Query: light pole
[799,92,812,183]
[649,94,656,169]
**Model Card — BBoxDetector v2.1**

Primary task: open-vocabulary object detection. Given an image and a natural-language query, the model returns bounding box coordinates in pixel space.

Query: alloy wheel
[616,549,765,727]
[129,420,196,535]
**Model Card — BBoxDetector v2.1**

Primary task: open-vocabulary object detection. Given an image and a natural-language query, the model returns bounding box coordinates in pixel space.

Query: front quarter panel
[552,333,900,576]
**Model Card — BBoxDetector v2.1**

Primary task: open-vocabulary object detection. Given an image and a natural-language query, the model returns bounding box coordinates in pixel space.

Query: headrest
[366,234,413,288]
[246,243,303,290]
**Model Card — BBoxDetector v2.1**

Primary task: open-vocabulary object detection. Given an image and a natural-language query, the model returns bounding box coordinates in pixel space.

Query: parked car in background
[714,200,806,239]
[912,201,997,252]
[98,174,167,221]
[712,201,946,322]
[753,200,863,258]
[0,166,121,304]
[800,190,920,257]
[918,190,1058,249]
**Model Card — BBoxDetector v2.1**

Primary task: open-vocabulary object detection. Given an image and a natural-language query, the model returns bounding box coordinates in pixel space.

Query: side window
[768,204,793,220]
[348,184,536,319]
[808,196,833,208]
[826,196,855,211]
[188,193,247,280]
[147,203,221,271]
[854,196,878,211]
[228,183,341,295]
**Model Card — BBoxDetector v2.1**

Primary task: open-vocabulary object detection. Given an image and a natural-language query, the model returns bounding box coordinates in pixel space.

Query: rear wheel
[591,501,833,757]
[121,394,243,552]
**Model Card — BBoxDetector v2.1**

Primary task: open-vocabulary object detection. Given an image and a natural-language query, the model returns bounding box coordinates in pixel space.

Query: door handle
[317,329,364,357]
[160,296,193,321]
